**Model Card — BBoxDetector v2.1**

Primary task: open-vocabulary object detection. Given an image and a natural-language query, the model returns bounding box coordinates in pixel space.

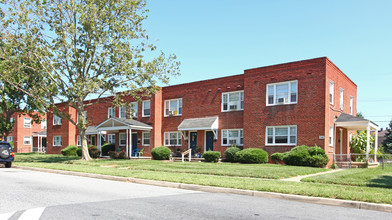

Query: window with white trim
[142,132,150,146]
[329,126,333,146]
[77,136,81,146]
[350,96,353,115]
[164,132,182,146]
[41,119,47,129]
[131,102,138,118]
[221,129,243,146]
[340,88,344,110]
[6,136,13,143]
[108,134,116,144]
[53,115,62,125]
[329,81,334,104]
[119,133,126,146]
[53,136,62,146]
[267,81,297,106]
[142,100,151,117]
[119,107,127,119]
[23,136,31,145]
[164,98,182,116]
[108,107,115,118]
[24,118,31,128]
[266,126,297,145]
[222,91,244,112]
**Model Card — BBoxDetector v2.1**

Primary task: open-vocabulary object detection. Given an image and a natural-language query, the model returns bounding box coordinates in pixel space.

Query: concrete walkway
[281,169,344,182]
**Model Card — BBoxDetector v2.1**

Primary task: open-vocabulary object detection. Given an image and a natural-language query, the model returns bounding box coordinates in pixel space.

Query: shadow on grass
[16,154,80,163]
[367,175,392,189]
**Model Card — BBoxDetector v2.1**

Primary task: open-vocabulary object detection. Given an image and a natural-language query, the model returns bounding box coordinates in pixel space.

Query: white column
[126,129,129,158]
[375,129,379,162]
[98,132,101,151]
[37,136,40,152]
[366,124,370,161]
[129,129,132,158]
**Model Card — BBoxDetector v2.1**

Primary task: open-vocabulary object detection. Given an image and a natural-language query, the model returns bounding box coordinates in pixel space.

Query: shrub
[108,150,128,159]
[224,146,241,162]
[236,148,268,164]
[151,146,171,160]
[203,151,221,162]
[61,145,78,156]
[88,145,101,158]
[271,152,284,164]
[77,148,82,157]
[282,145,329,168]
[101,143,115,156]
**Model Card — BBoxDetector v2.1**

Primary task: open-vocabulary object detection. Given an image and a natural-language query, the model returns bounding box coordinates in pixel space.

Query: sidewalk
[281,169,344,182]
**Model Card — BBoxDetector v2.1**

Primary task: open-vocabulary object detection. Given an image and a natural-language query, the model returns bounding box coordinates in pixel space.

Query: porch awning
[96,117,152,131]
[85,126,99,135]
[178,116,219,131]
[32,131,47,137]
[335,113,378,130]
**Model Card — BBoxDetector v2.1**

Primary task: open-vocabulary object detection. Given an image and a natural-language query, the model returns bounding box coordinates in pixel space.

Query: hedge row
[271,145,329,168]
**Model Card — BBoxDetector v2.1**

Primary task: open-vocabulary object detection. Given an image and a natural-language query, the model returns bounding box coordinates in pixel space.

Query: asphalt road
[0,168,390,220]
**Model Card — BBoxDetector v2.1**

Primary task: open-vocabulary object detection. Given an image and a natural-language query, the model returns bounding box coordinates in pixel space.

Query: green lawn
[12,153,392,204]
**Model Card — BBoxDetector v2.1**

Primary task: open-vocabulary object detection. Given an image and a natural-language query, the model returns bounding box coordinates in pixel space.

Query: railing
[182,149,192,162]
[327,153,392,169]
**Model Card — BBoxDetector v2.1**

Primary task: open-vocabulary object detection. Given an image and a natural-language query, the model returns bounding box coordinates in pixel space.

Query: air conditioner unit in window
[168,110,174,115]
[277,98,288,104]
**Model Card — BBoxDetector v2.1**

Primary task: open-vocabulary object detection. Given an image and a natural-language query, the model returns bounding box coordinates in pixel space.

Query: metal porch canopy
[177,116,219,138]
[96,117,152,131]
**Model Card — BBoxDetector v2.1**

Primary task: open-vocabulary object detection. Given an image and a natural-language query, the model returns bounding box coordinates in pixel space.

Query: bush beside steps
[203,151,221,162]
[151,146,171,160]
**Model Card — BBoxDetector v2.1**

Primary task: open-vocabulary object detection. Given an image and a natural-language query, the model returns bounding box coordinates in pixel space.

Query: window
[221,129,243,146]
[108,134,115,144]
[53,136,62,146]
[108,107,115,118]
[119,107,127,119]
[6,136,13,143]
[131,102,138,118]
[41,120,47,129]
[142,132,150,146]
[24,118,31,128]
[329,126,334,146]
[142,100,151,117]
[266,126,297,145]
[164,132,182,146]
[77,136,81,146]
[340,88,344,110]
[350,96,353,115]
[165,98,182,116]
[119,133,126,146]
[89,136,96,146]
[222,91,244,112]
[53,115,62,125]
[23,136,31,145]
[267,81,297,106]
[329,81,334,104]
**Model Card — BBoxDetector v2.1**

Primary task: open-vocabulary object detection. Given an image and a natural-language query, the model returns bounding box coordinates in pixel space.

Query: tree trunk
[80,128,92,160]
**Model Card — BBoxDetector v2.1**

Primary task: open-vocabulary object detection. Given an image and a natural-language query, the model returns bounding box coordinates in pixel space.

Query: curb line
[14,166,392,213]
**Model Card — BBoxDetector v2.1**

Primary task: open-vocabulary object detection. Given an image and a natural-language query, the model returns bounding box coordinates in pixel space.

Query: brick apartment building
[6,113,47,153]
[46,57,379,163]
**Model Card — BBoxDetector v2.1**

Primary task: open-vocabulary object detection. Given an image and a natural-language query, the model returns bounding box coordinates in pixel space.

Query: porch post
[129,129,132,158]
[375,129,379,162]
[98,131,101,152]
[366,124,370,161]
[37,136,40,153]
[126,129,129,158]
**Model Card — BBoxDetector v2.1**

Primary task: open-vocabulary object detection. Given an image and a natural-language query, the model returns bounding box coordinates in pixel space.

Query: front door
[189,132,197,153]
[205,131,214,151]
[339,129,343,160]
[132,133,138,151]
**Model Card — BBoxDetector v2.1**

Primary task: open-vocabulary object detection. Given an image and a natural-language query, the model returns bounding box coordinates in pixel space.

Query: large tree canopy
[382,120,392,153]
[0,0,180,160]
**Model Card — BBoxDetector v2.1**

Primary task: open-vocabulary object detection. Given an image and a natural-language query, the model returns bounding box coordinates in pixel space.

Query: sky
[143,0,392,129]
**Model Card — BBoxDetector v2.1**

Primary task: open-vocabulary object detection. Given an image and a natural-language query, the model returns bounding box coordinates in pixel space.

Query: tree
[0,0,180,160]
[382,119,392,153]
[356,112,364,119]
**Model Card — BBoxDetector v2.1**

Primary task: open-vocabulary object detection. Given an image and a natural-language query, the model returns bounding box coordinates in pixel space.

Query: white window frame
[119,107,127,119]
[340,88,344,110]
[23,136,31,145]
[53,115,62,125]
[119,133,126,146]
[265,125,297,146]
[53,136,62,146]
[24,118,31,128]
[329,126,334,146]
[266,80,298,106]
[108,134,116,144]
[329,81,334,105]
[142,100,151,117]
[221,129,243,146]
[6,136,13,143]
[164,98,183,116]
[108,107,115,118]
[222,91,244,112]
[350,96,353,115]
[164,132,182,146]
[142,132,150,146]
[77,136,81,146]
[131,102,138,118]
[41,119,47,129]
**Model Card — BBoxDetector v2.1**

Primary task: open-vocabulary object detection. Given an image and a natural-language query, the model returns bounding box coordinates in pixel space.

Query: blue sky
[144,0,392,129]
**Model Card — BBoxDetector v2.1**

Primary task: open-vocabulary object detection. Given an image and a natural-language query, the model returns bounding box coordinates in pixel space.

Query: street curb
[14,166,392,213]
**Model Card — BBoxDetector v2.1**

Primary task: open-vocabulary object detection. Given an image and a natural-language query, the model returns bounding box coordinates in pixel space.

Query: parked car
[0,141,14,168]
